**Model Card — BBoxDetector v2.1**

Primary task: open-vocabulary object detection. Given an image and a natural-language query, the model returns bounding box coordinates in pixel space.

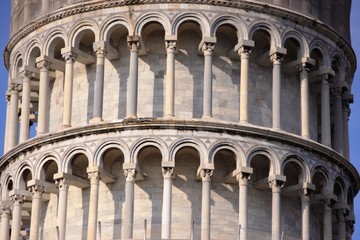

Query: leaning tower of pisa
[0,0,359,239]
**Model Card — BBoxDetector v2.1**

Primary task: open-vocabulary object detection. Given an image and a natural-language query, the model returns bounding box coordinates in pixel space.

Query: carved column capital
[124,168,137,182]
[202,42,215,55]
[28,184,45,199]
[88,171,101,185]
[298,187,313,200]
[270,52,285,64]
[36,59,51,70]
[236,172,251,186]
[0,205,11,214]
[93,42,107,58]
[238,45,252,57]
[162,167,174,179]
[10,194,26,204]
[269,179,284,192]
[127,38,141,52]
[9,83,20,92]
[55,178,70,191]
[200,169,213,182]
[165,40,177,52]
[62,51,77,63]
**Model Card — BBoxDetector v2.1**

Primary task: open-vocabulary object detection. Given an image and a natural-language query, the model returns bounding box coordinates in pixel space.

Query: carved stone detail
[200,169,213,182]
[124,168,137,182]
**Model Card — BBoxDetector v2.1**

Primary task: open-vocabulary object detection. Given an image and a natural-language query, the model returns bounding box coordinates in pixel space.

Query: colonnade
[0,166,353,240]
[4,36,351,158]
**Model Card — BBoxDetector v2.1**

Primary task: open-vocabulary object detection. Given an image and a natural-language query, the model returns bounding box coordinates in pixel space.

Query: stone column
[126,37,140,118]
[62,51,77,128]
[122,168,136,239]
[236,171,251,240]
[270,53,284,130]
[19,70,31,143]
[8,83,20,149]
[300,64,310,139]
[321,75,331,146]
[92,42,107,122]
[202,41,215,119]
[322,199,332,240]
[269,179,284,240]
[238,44,253,124]
[342,101,350,160]
[164,39,176,118]
[4,91,11,152]
[55,178,70,240]
[29,185,45,240]
[161,167,174,239]
[87,171,101,240]
[42,0,50,13]
[338,209,346,240]
[23,0,30,22]
[0,205,11,240]
[333,88,344,155]
[300,188,311,240]
[10,194,25,240]
[200,169,213,240]
[36,59,51,135]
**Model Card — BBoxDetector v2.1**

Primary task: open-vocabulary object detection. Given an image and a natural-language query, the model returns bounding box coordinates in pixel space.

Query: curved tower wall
[1,1,359,240]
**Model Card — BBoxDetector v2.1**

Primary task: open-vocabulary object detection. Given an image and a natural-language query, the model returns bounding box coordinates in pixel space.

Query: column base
[201,115,213,120]
[89,117,103,123]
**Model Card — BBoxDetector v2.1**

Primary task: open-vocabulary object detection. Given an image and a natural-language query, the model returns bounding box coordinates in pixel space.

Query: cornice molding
[3,0,356,76]
[1,118,359,193]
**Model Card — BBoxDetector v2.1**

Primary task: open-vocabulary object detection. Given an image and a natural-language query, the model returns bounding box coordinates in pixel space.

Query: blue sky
[0,1,359,238]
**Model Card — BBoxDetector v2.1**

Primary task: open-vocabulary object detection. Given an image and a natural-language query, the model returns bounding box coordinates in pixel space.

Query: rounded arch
[248,21,281,49]
[169,138,207,165]
[43,28,68,56]
[282,30,309,58]
[11,52,24,80]
[2,174,14,200]
[311,164,331,194]
[130,137,168,164]
[68,20,99,47]
[172,12,210,37]
[309,39,331,67]
[208,140,245,168]
[210,15,247,41]
[246,146,279,175]
[24,39,42,66]
[99,15,133,42]
[135,12,171,36]
[333,176,346,203]
[15,163,33,190]
[62,145,92,173]
[35,152,61,181]
[281,154,310,183]
[94,139,130,168]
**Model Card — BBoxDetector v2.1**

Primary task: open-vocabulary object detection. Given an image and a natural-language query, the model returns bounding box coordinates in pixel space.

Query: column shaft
[333,90,344,155]
[126,39,140,118]
[8,84,20,149]
[202,43,214,119]
[338,209,346,240]
[323,200,332,240]
[165,41,176,117]
[62,52,76,127]
[4,93,11,152]
[29,185,44,240]
[122,169,136,239]
[300,66,310,139]
[10,195,25,240]
[270,180,283,240]
[201,169,213,240]
[93,43,106,121]
[301,190,311,240]
[321,77,331,146]
[271,54,282,130]
[0,207,11,240]
[37,60,50,135]
[237,172,250,240]
[161,167,174,239]
[56,178,69,240]
[20,72,31,143]
[342,103,350,159]
[87,172,100,240]
[239,47,251,123]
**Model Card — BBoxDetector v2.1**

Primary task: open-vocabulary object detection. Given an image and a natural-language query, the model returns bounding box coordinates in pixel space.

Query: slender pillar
[4,91,11,152]
[10,194,25,240]
[36,59,51,135]
[161,167,174,239]
[270,53,284,130]
[345,218,355,240]
[321,75,331,146]
[8,83,20,149]
[164,39,176,118]
[236,172,251,240]
[300,64,310,139]
[62,51,77,127]
[342,101,350,160]
[87,171,100,240]
[122,168,136,239]
[269,179,284,240]
[300,188,311,240]
[19,70,31,143]
[92,42,107,122]
[202,42,215,119]
[200,169,213,240]
[333,88,344,155]
[0,205,11,240]
[239,45,252,124]
[23,0,30,22]
[42,0,50,13]
[323,199,332,240]
[56,178,70,240]
[29,185,45,240]
[126,37,140,118]
[338,209,346,240]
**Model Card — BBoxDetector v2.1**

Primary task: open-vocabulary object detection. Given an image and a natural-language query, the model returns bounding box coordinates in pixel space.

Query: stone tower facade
[0,0,359,240]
